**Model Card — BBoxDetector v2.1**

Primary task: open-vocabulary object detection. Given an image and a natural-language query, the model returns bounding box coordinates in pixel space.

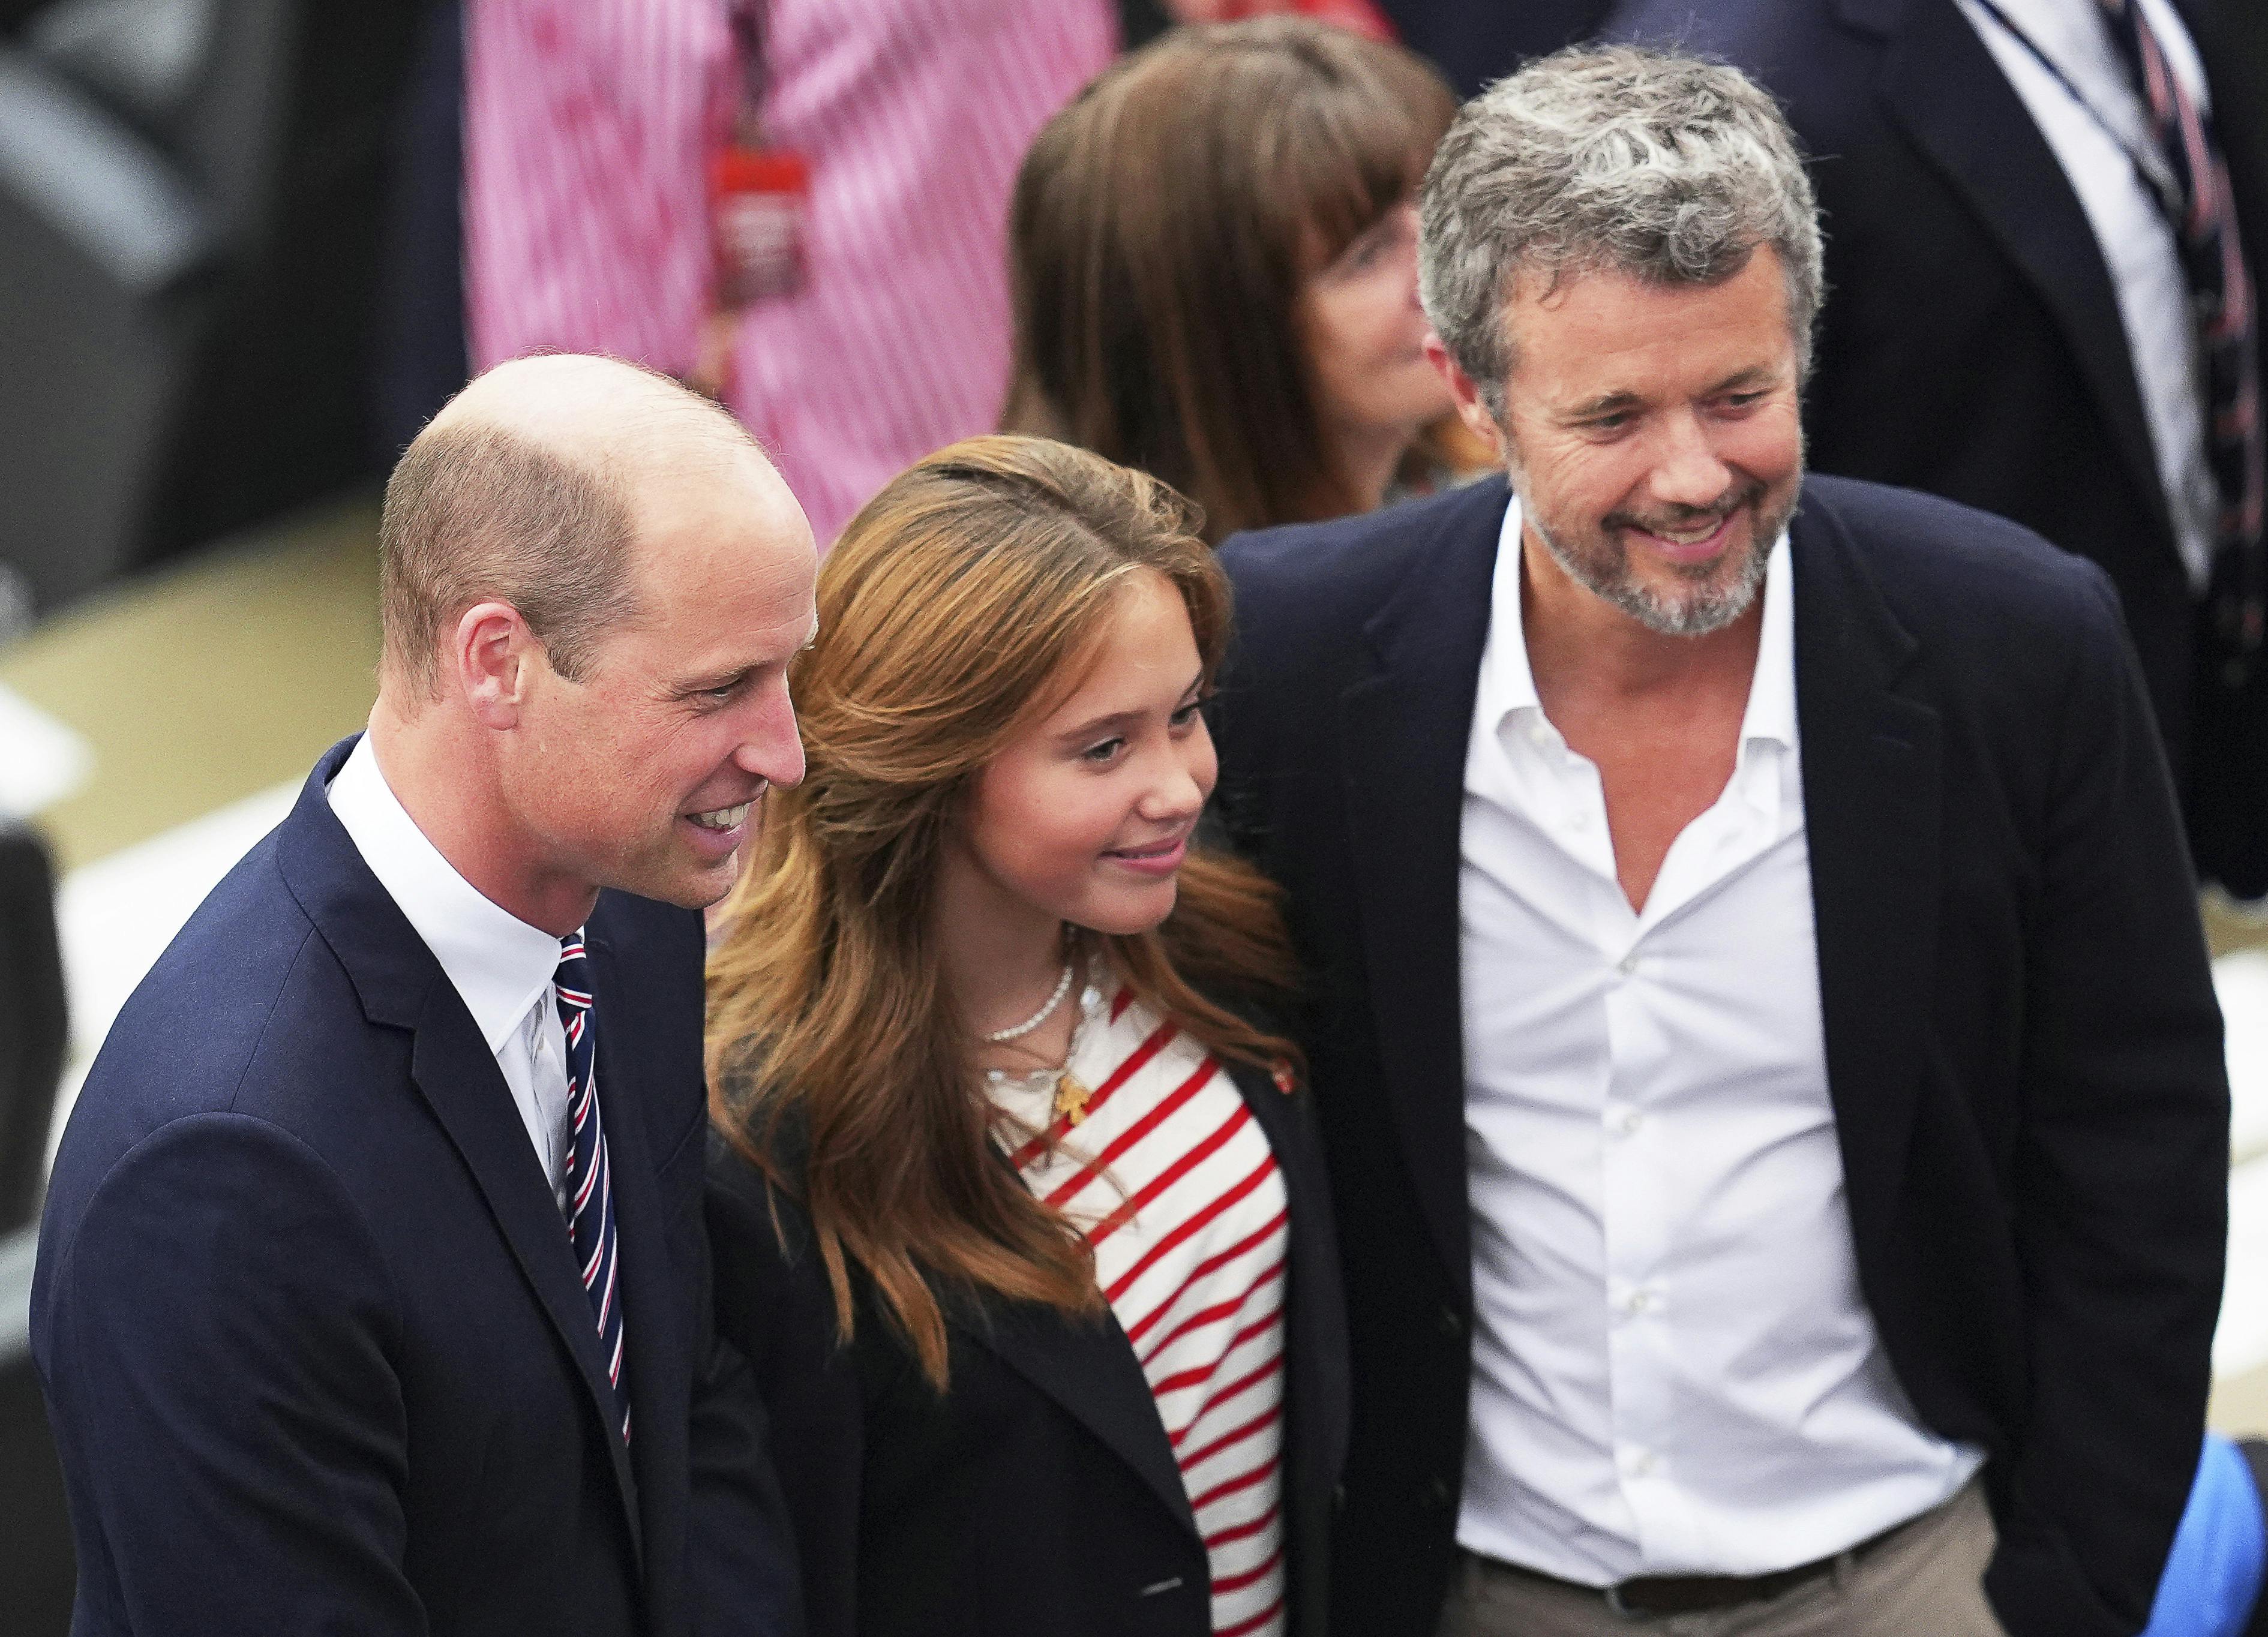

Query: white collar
[326,734,565,1053]
[1477,492,1798,764]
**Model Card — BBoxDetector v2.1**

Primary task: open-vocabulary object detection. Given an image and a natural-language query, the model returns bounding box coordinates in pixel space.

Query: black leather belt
[1484,1509,1918,1619]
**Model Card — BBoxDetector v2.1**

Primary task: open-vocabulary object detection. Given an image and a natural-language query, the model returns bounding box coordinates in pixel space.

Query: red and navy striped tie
[556,931,631,1444]
[2101,0,2265,684]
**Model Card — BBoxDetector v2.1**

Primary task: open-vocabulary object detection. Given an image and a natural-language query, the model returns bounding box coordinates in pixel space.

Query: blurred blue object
[2144,1434,2268,1637]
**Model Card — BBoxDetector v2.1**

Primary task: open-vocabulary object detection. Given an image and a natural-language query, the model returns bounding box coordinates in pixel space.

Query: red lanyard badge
[710,0,808,313]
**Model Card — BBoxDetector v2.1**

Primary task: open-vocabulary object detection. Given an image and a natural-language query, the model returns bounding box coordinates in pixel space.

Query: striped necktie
[2099,0,2265,684]
[556,931,631,1444]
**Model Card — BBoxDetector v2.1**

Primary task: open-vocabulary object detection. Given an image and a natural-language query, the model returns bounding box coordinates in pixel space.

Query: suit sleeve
[703,1143,869,1637]
[1985,569,2231,1637]
[37,1113,430,1635]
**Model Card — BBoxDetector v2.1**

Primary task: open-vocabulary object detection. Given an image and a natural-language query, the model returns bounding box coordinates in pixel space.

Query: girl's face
[946,570,1215,941]
[1298,200,1457,464]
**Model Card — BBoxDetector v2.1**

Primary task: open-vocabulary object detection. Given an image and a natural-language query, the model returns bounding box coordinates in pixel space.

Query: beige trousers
[1435,1480,2011,1637]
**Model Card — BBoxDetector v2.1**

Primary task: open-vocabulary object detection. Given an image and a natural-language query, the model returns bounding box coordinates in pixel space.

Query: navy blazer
[707,1045,1351,1637]
[1212,475,2229,1637]
[1603,0,2268,896]
[32,737,799,1637]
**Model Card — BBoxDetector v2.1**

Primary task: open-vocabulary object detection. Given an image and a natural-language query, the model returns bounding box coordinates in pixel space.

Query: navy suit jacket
[707,1047,1351,1637]
[32,737,799,1636]
[1603,0,2268,897]
[1213,475,2229,1637]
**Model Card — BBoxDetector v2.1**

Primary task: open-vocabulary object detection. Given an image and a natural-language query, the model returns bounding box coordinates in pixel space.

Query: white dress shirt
[1454,500,1982,1584]
[328,734,576,1202]
[1957,0,2221,588]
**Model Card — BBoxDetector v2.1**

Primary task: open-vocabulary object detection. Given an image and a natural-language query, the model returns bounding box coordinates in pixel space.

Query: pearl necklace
[980,962,1075,1044]
[985,979,1103,1127]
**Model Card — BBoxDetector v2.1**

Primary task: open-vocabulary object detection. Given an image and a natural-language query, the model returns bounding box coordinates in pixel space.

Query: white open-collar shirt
[328,734,575,1204]
[1454,498,1981,1584]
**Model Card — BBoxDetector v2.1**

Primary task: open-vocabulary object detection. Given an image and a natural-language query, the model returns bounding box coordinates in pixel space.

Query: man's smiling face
[1494,247,1805,637]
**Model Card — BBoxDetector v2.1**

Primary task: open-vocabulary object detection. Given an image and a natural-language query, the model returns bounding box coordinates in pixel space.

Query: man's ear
[453,601,539,729]
[1425,332,1509,465]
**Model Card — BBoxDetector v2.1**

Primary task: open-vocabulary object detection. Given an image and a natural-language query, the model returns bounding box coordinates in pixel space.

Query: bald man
[32,357,812,1636]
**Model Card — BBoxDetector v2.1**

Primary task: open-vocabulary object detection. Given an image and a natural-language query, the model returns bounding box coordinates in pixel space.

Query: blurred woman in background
[1003,17,1468,543]
[705,436,1347,1637]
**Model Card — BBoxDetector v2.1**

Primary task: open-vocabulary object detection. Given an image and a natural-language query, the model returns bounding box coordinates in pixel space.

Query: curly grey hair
[1418,44,1824,418]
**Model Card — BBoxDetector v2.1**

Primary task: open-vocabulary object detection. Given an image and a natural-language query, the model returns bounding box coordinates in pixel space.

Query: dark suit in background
[1604,0,2268,897]
[1372,0,1612,96]
[1213,474,2228,1636]
[31,739,797,1636]
[706,1048,1350,1637]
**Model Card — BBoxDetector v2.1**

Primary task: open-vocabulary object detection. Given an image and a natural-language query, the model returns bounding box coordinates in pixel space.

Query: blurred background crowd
[2,0,2267,1630]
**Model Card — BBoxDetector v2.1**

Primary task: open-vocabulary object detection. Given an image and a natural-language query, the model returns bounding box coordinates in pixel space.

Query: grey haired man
[1210,44,2227,1637]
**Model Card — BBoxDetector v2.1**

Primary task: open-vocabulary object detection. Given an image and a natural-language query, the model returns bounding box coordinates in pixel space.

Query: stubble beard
[1510,459,1802,639]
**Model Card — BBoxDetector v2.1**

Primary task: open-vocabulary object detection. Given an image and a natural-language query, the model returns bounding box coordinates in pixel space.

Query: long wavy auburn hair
[706,435,1301,1390]
[1002,17,1457,542]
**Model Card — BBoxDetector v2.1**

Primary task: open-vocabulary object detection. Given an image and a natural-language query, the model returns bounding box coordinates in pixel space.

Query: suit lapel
[586,925,685,1588]
[1790,489,1944,1255]
[1852,0,2172,543]
[1338,479,1507,1296]
[405,994,646,1566]
[958,1294,1201,1543]
[279,741,649,1558]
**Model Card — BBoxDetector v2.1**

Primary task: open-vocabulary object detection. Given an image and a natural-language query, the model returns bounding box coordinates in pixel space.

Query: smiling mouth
[1106,832,1188,861]
[686,801,752,832]
[1633,514,1733,546]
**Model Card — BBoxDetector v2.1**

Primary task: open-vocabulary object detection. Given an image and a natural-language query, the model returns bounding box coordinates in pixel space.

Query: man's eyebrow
[1705,365,1779,394]
[1564,389,1643,420]
[668,664,754,698]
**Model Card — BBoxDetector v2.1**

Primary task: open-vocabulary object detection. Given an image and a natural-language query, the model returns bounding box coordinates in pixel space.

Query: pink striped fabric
[464,0,1118,545]
[1000,989,1289,1637]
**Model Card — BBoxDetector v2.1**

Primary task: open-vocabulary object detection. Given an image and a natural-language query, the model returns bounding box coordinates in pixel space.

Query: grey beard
[1534,509,1775,637]
[1510,465,1802,639]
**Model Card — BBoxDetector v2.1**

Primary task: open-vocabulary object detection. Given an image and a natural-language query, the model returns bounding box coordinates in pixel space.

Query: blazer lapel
[1849,0,2172,543]
[406,995,646,1567]
[958,1295,1201,1543]
[278,741,648,1558]
[1338,477,1507,1296]
[585,927,686,1588]
[1790,491,1944,1257]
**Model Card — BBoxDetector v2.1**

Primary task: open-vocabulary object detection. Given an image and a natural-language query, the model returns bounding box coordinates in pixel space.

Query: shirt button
[1615,953,1639,977]
[1623,1449,1657,1479]
[1568,809,1592,831]
[1527,722,1552,748]
[1624,1290,1657,1316]
[1611,1109,1643,1137]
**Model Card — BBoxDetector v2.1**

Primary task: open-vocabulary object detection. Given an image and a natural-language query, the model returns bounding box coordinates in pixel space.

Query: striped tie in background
[2101,0,2266,685]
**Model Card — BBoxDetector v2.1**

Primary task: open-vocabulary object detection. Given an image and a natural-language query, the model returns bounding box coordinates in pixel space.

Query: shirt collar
[1478,492,1798,758]
[326,734,564,1054]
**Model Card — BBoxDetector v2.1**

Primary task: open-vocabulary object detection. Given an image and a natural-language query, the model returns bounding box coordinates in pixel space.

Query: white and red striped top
[995,986,1289,1637]
[463,0,1118,546]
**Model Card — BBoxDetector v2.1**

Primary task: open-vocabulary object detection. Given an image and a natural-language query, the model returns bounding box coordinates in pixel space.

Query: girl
[705,436,1346,1636]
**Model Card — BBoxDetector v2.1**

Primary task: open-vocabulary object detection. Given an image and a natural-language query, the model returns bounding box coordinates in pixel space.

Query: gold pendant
[1054,1071,1090,1127]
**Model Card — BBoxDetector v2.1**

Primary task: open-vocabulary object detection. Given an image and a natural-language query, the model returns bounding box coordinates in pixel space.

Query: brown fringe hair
[706,435,1301,1390]
[1001,17,1457,542]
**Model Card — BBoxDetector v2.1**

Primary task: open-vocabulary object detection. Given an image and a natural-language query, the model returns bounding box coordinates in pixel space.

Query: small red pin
[1271,1060,1297,1095]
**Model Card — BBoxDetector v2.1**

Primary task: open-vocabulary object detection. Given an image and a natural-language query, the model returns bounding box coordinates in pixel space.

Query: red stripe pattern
[995,990,1288,1636]
[463,0,1117,547]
